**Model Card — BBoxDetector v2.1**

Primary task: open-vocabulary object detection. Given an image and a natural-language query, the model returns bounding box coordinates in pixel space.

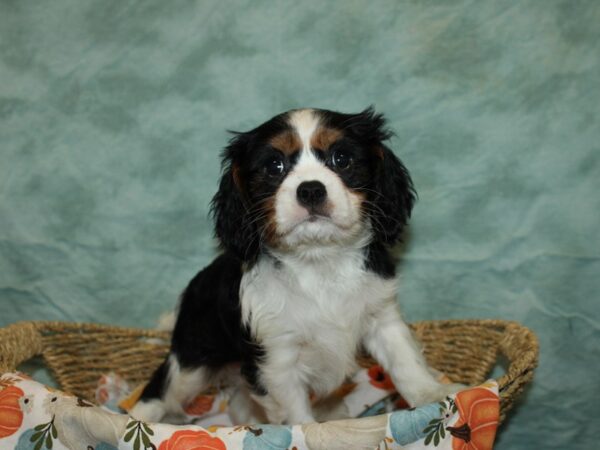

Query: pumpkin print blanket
[0,370,499,450]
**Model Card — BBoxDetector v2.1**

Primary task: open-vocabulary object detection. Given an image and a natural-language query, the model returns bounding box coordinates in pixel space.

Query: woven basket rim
[0,318,538,423]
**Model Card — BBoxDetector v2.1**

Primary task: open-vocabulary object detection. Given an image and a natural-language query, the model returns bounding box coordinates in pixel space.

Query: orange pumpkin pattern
[367,365,396,391]
[0,385,25,438]
[184,395,216,416]
[449,387,499,450]
[158,429,226,450]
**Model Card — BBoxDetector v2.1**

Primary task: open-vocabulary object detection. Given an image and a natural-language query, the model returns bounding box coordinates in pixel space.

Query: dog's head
[211,108,415,263]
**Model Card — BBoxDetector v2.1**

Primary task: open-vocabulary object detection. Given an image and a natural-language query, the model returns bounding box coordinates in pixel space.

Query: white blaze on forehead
[287,109,327,178]
[288,109,320,153]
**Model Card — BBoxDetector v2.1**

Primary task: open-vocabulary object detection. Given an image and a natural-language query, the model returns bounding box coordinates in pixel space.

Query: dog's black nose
[297,180,327,208]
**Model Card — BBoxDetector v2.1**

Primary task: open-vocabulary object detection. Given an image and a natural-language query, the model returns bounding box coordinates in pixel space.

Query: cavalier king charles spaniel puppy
[131,107,464,425]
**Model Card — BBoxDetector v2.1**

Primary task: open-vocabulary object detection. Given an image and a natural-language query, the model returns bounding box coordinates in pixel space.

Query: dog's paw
[129,399,166,423]
[406,382,468,407]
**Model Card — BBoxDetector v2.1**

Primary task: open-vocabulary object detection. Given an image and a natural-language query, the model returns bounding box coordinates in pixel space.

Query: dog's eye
[332,149,352,170]
[265,157,285,176]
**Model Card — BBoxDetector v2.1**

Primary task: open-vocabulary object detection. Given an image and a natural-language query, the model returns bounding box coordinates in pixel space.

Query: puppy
[131,107,463,425]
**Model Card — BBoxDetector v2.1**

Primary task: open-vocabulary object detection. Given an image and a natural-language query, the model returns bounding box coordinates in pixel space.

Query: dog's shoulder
[171,252,249,367]
[186,252,243,291]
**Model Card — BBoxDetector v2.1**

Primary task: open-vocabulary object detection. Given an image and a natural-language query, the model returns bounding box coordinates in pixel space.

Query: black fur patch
[140,253,267,400]
[364,241,398,279]
[139,360,169,401]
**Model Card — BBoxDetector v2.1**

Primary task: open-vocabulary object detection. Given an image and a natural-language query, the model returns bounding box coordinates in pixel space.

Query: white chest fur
[240,247,397,396]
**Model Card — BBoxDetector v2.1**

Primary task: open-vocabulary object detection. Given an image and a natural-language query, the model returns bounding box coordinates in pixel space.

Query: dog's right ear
[210,132,259,263]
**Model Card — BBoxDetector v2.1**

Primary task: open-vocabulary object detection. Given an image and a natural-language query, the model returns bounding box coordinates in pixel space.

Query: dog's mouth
[303,202,331,220]
[281,212,359,238]
[271,214,368,253]
[296,210,342,228]
[306,212,330,223]
[271,192,365,246]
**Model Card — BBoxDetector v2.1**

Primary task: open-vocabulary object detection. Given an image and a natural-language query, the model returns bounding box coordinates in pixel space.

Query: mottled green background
[1,1,599,448]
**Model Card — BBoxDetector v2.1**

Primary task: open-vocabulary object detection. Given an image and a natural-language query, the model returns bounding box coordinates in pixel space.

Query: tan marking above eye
[311,127,343,151]
[270,130,302,155]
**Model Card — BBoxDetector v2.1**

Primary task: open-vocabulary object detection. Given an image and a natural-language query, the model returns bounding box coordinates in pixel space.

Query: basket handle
[496,321,539,421]
[0,321,44,373]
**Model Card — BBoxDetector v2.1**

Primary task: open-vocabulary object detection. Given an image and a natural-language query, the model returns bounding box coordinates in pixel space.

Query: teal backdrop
[1,1,599,448]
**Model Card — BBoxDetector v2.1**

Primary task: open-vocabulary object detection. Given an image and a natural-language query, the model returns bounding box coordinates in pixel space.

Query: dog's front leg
[257,341,315,424]
[363,301,465,407]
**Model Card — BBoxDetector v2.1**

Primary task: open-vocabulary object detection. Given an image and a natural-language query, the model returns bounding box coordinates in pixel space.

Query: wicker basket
[0,319,538,423]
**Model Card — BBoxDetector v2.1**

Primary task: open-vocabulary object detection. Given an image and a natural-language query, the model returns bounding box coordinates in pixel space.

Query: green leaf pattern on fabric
[123,420,155,450]
[26,417,56,450]
[422,398,457,447]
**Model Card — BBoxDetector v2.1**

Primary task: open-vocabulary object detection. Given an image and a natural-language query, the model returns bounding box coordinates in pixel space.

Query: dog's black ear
[345,107,416,246]
[371,144,416,246]
[210,132,259,263]
[344,106,393,144]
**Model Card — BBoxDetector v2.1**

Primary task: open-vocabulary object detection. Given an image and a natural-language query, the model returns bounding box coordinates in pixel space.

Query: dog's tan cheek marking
[323,198,334,215]
[311,127,343,151]
[261,196,281,247]
[270,130,302,155]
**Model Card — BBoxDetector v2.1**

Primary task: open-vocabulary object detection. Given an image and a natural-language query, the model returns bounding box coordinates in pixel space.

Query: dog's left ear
[210,132,260,263]
[347,107,416,246]
[371,145,416,246]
